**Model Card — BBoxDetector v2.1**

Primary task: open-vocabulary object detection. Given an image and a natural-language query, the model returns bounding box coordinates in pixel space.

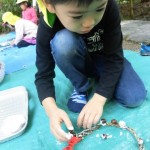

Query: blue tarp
[0,32,36,74]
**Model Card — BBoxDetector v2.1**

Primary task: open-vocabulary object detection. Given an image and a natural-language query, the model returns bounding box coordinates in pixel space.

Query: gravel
[123,40,140,52]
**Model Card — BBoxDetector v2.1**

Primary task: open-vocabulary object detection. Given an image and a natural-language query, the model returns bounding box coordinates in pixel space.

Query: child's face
[47,0,108,34]
[20,3,27,10]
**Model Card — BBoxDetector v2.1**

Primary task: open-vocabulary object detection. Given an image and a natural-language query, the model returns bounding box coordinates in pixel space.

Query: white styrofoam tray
[0,61,5,83]
[0,86,28,143]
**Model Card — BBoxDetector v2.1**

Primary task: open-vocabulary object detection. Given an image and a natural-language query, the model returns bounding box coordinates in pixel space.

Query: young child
[16,0,38,24]
[2,12,38,48]
[35,0,147,142]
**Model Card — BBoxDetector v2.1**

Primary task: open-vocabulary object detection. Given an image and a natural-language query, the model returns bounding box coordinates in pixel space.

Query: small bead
[107,134,112,139]
[69,130,76,136]
[66,132,73,140]
[138,138,144,145]
[100,119,107,126]
[119,121,126,128]
[101,134,107,139]
[111,119,118,125]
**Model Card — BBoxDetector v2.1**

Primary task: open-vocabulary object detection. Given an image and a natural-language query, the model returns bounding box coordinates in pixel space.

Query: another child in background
[16,0,38,24]
[2,12,38,48]
[35,0,147,142]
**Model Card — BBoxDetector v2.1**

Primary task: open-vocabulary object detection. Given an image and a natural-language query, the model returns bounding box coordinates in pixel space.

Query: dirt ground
[123,40,140,52]
[119,1,150,21]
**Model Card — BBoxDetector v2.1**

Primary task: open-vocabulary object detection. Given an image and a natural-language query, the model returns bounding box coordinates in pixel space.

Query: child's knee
[116,90,147,107]
[51,29,84,59]
[51,29,78,51]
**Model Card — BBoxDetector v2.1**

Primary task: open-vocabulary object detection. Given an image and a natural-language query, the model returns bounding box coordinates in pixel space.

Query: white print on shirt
[87,29,104,52]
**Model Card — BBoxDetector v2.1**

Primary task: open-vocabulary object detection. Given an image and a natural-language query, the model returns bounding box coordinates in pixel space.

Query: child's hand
[49,107,74,141]
[77,93,106,129]
[10,40,15,46]
[42,97,74,142]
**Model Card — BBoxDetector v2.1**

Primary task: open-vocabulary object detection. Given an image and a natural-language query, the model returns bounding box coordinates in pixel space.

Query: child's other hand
[77,93,106,129]
[42,97,74,142]
[10,40,15,46]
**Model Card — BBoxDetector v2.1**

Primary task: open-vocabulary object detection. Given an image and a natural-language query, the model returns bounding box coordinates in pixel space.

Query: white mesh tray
[0,86,28,143]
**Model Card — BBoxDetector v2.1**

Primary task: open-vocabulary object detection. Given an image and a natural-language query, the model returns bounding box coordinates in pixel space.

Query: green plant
[0,0,21,33]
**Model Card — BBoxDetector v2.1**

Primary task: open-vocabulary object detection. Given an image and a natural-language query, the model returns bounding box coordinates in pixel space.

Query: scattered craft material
[0,39,14,51]
[100,133,112,139]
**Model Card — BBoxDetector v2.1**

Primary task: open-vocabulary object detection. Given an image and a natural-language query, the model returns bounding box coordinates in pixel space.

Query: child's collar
[37,0,56,27]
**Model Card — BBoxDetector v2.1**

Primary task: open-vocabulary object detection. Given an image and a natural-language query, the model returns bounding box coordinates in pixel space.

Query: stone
[121,20,150,44]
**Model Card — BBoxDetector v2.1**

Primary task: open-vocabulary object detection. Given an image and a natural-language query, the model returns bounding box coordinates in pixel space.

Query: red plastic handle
[63,136,82,150]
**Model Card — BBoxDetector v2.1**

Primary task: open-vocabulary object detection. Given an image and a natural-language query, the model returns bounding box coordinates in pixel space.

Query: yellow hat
[2,12,21,26]
[16,0,28,4]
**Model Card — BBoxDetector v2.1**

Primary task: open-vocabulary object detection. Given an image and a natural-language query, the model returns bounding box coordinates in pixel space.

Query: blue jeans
[51,29,147,107]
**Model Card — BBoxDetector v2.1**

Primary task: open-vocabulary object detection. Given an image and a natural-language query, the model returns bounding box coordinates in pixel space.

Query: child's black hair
[27,1,31,7]
[45,0,95,6]
[19,1,31,7]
